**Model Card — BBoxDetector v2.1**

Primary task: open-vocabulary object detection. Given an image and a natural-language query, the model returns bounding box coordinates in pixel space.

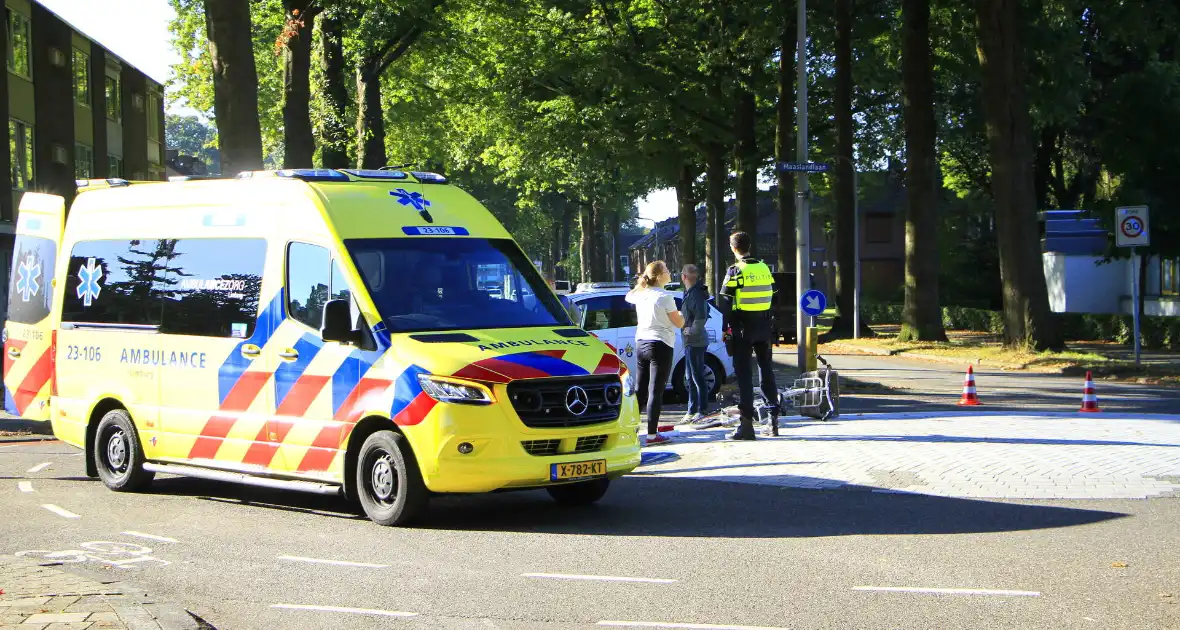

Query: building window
[9,119,34,190]
[75,144,94,179]
[105,75,121,121]
[108,155,123,178]
[6,9,30,79]
[146,91,161,141]
[73,49,90,106]
[865,214,893,244]
[1163,259,1179,296]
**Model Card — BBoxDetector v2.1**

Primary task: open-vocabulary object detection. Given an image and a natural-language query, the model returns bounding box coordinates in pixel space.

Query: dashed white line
[122,531,179,543]
[598,622,791,630]
[18,481,33,493]
[41,504,80,519]
[27,462,51,473]
[524,572,677,584]
[852,586,1041,597]
[271,604,417,618]
[277,555,388,568]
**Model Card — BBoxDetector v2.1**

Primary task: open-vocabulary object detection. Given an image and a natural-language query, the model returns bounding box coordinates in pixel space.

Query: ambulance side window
[62,239,164,327]
[7,235,56,324]
[330,261,351,303]
[156,238,266,338]
[287,243,330,329]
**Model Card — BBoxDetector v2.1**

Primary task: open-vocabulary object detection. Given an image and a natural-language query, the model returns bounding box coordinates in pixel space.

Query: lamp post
[794,0,811,371]
[831,155,861,339]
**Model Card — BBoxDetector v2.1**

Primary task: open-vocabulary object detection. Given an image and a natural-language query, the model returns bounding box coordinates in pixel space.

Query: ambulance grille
[521,439,561,456]
[573,434,609,453]
[507,375,623,428]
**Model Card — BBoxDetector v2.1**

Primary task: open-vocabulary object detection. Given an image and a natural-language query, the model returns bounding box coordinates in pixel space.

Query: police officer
[718,231,779,440]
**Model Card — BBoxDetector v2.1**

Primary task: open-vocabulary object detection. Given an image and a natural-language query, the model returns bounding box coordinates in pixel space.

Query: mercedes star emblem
[565,385,590,416]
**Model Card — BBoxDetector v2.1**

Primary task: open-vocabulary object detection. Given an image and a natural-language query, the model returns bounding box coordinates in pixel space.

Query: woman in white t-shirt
[625,261,684,445]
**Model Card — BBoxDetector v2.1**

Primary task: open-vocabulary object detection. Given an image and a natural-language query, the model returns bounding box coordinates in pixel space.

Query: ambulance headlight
[621,372,634,397]
[417,375,494,405]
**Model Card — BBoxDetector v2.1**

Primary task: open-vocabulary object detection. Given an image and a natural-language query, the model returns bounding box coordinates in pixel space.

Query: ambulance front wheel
[547,478,611,506]
[94,409,155,492]
[356,430,429,526]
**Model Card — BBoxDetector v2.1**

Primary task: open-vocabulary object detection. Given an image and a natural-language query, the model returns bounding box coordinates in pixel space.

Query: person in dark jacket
[679,264,711,422]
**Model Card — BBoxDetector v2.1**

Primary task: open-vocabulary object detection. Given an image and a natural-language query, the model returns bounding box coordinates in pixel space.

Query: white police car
[566,282,732,399]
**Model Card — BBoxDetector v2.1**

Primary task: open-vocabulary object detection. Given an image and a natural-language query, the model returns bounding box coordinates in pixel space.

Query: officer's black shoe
[728,428,756,441]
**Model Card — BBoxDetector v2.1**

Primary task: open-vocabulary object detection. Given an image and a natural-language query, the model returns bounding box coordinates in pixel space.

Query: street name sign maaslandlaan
[776,162,831,174]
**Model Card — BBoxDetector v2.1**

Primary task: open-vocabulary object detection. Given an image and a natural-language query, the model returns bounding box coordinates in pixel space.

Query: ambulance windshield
[345,237,573,333]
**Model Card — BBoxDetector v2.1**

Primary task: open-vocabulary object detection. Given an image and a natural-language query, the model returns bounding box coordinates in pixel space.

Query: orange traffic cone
[1079,371,1100,412]
[958,365,982,406]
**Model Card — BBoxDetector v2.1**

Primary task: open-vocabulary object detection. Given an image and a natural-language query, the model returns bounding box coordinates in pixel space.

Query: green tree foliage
[164,114,221,173]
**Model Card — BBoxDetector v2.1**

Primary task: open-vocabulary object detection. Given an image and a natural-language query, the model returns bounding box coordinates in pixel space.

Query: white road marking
[598,622,791,630]
[524,572,676,584]
[27,462,51,473]
[18,481,33,493]
[41,504,80,519]
[271,604,417,618]
[122,531,179,543]
[852,586,1041,597]
[277,555,388,568]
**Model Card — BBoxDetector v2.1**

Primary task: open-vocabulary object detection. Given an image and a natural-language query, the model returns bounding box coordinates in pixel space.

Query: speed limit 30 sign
[1115,206,1150,247]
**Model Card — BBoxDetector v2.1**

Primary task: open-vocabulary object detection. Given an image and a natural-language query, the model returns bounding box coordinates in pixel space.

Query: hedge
[862,302,1180,350]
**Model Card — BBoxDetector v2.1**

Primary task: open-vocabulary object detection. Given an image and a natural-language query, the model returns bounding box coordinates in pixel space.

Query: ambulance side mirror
[321,299,358,344]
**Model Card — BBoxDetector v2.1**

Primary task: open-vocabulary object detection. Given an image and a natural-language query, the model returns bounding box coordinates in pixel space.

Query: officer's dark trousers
[733,338,778,420]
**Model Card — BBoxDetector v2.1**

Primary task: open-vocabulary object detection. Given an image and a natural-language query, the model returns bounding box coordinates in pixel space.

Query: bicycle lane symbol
[15,540,171,569]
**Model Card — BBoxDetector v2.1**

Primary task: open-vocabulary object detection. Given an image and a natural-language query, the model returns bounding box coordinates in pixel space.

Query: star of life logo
[77,257,103,307]
[391,188,431,211]
[15,254,40,302]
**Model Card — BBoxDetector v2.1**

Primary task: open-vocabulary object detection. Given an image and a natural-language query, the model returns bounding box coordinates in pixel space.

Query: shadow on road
[133,472,1128,539]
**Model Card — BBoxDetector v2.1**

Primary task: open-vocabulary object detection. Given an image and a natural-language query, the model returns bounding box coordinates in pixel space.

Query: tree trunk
[705,146,728,293]
[976,0,1062,350]
[281,1,319,168]
[676,162,698,268]
[898,0,948,342]
[204,0,263,174]
[776,4,796,274]
[355,60,386,169]
[578,203,594,283]
[559,203,574,280]
[1033,126,1056,210]
[830,0,861,339]
[734,87,759,245]
[317,8,350,169]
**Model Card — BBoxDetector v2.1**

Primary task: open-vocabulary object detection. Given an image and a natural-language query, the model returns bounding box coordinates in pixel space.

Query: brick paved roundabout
[639,412,1180,499]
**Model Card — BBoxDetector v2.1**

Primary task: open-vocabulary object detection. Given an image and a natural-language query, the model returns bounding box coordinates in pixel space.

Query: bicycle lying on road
[682,353,840,430]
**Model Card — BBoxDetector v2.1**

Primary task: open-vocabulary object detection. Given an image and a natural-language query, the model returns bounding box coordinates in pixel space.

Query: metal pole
[1132,247,1141,365]
[853,168,860,339]
[794,0,810,371]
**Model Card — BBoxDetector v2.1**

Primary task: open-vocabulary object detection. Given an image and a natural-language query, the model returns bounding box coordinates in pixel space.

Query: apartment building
[1,0,165,305]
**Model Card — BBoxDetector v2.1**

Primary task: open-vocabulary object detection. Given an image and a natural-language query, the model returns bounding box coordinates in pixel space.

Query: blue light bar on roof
[275,169,350,182]
[341,169,409,180]
[410,171,448,184]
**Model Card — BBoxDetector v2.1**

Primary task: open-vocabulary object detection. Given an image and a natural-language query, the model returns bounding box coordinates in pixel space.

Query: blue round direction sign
[800,289,827,317]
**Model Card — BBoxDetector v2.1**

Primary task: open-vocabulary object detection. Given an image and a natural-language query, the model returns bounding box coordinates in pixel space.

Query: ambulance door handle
[7,347,20,359]
[278,349,299,361]
[240,344,261,359]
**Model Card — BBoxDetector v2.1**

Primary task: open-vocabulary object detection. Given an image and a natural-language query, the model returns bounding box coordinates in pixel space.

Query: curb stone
[0,555,204,629]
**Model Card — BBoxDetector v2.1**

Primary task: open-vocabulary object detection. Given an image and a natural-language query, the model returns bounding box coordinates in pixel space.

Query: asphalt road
[769,347,1180,415]
[2,440,1177,630]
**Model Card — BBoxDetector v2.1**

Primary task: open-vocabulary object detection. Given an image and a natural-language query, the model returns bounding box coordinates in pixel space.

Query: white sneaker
[680,412,702,424]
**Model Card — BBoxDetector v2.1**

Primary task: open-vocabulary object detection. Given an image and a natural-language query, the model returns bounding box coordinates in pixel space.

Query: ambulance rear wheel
[94,409,154,492]
[547,478,610,506]
[356,430,428,526]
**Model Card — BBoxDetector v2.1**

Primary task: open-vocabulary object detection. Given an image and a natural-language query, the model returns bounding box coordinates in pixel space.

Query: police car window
[7,235,56,324]
[157,239,266,338]
[62,240,166,327]
[344,237,572,333]
[577,296,612,331]
[288,243,330,329]
[609,295,638,328]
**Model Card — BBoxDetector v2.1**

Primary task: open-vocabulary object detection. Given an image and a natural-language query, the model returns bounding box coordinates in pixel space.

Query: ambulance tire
[94,409,155,492]
[356,430,428,526]
[546,478,610,506]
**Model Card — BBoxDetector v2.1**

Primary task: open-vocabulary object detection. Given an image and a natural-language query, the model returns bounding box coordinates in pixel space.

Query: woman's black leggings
[636,340,674,435]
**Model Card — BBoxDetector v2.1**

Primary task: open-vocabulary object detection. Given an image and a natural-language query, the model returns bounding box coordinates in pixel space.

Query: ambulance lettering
[475,338,591,352]
[119,349,207,368]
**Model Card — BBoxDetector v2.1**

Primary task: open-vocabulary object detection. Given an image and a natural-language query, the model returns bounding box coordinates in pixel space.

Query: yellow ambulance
[2,170,641,525]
